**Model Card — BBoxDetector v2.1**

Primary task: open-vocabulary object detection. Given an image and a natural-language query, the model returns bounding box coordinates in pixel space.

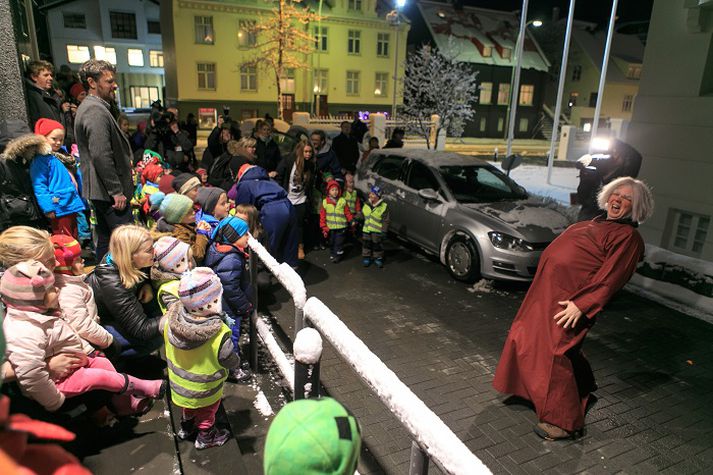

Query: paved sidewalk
[266,241,713,474]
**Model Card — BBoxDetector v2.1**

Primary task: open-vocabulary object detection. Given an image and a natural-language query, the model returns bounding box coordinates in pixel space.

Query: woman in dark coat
[493,177,654,440]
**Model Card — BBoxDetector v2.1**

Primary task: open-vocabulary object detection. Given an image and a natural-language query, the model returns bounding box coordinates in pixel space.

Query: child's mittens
[322,228,329,238]
[196,220,212,236]
[222,314,236,328]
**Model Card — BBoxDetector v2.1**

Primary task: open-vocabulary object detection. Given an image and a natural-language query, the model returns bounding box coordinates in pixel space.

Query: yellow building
[160,0,409,127]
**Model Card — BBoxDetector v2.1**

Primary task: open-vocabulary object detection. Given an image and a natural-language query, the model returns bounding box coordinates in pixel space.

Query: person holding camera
[202,110,240,171]
[144,110,195,172]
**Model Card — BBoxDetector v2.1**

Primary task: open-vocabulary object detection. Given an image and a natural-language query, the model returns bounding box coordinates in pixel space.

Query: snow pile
[253,390,274,417]
[248,235,307,307]
[256,317,295,391]
[468,279,494,294]
[304,297,490,475]
[293,327,323,364]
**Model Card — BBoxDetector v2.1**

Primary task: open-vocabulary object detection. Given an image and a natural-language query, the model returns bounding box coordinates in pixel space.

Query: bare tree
[401,38,479,149]
[248,0,321,120]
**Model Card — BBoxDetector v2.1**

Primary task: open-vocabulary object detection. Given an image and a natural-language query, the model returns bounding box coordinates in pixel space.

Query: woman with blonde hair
[87,224,162,358]
[0,226,56,272]
[207,137,257,191]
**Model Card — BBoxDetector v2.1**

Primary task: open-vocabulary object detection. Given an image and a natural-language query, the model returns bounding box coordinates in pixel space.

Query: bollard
[248,247,259,371]
[293,328,322,400]
[409,441,429,475]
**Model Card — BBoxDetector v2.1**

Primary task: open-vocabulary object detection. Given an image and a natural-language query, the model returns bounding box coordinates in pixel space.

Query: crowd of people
[0,55,657,472]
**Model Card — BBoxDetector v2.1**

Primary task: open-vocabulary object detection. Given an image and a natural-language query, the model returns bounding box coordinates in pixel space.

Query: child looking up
[151,236,193,314]
[152,193,211,264]
[319,180,353,263]
[361,186,390,269]
[164,267,240,450]
[195,188,230,235]
[1,260,165,414]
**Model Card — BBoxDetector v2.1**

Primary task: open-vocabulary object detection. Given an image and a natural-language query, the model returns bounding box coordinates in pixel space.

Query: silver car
[354,149,571,282]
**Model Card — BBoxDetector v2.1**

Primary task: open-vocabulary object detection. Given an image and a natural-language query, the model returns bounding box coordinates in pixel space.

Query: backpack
[207,154,235,190]
[0,158,43,230]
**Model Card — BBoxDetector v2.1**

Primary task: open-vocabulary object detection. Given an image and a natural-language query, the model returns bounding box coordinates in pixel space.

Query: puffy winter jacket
[203,242,252,320]
[87,260,160,342]
[228,165,288,207]
[150,218,209,265]
[55,272,113,349]
[29,153,85,217]
[0,134,45,229]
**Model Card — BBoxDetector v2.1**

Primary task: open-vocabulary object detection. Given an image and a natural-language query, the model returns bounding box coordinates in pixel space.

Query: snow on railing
[255,317,294,391]
[247,235,306,310]
[304,297,491,475]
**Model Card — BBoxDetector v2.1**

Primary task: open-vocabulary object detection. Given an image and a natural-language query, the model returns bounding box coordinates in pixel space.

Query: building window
[479,117,487,132]
[63,13,86,29]
[197,62,216,90]
[568,92,578,108]
[482,46,492,58]
[626,65,642,79]
[127,49,144,67]
[589,92,598,107]
[348,30,361,55]
[199,108,218,129]
[129,86,159,109]
[280,68,295,94]
[238,20,257,48]
[501,48,512,60]
[479,82,492,104]
[671,211,710,256]
[497,83,510,105]
[572,65,582,81]
[377,32,390,57]
[66,45,90,64]
[314,69,328,94]
[622,94,633,112]
[195,16,214,44]
[346,71,360,96]
[348,0,362,11]
[149,50,164,68]
[314,26,328,52]
[240,65,257,91]
[497,116,504,132]
[519,84,534,106]
[147,20,161,35]
[375,72,388,97]
[519,117,529,132]
[110,11,137,39]
[93,46,116,65]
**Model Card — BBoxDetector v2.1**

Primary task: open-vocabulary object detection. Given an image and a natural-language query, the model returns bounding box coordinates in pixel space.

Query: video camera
[151,110,176,137]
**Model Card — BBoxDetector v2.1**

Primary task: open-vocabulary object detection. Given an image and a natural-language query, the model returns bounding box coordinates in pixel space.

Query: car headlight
[488,232,535,252]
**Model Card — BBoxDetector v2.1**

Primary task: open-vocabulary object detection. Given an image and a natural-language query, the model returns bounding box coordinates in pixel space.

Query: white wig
[597,176,654,223]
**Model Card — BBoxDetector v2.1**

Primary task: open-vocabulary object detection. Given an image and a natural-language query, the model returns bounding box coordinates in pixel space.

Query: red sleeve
[319,204,327,232]
[355,197,362,214]
[570,229,644,319]
[344,203,353,223]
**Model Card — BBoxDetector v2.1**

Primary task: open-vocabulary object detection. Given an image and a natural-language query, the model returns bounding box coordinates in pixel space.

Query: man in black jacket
[144,110,195,171]
[253,120,281,177]
[332,121,360,173]
[24,60,64,130]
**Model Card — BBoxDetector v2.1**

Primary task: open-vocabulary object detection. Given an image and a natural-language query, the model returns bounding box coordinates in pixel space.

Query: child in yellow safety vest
[319,180,354,263]
[151,236,194,314]
[362,185,390,268]
[164,267,240,450]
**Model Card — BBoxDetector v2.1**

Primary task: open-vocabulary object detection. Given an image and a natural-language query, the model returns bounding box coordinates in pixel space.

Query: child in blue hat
[362,185,389,268]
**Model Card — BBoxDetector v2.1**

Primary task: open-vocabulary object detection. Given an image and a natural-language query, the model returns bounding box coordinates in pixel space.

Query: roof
[416,0,550,72]
[371,148,490,167]
[572,28,644,82]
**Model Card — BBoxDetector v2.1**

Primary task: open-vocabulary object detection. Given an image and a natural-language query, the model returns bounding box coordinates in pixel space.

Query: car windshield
[439,165,527,203]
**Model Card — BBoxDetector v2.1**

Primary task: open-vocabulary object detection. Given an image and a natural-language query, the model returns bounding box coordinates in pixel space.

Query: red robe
[493,218,644,432]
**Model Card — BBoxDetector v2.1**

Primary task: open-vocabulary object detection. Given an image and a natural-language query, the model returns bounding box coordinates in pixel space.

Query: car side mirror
[418,188,439,201]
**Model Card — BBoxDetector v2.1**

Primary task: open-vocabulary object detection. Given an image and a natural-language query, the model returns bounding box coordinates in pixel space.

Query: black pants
[293,202,307,245]
[92,199,133,263]
[329,229,346,258]
[362,232,384,259]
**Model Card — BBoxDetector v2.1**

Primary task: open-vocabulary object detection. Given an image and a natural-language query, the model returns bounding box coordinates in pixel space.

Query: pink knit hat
[154,236,191,274]
[178,267,223,317]
[0,260,55,312]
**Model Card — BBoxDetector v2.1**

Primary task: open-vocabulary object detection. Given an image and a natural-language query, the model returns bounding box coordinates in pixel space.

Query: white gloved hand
[577,154,593,167]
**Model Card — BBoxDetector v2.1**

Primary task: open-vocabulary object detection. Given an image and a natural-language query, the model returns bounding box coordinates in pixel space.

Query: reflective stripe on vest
[157,280,181,314]
[323,197,348,229]
[343,190,358,213]
[163,320,231,409]
[363,201,387,234]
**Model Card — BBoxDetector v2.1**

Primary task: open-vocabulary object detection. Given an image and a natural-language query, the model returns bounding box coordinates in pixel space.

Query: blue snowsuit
[29,153,85,217]
[230,166,298,266]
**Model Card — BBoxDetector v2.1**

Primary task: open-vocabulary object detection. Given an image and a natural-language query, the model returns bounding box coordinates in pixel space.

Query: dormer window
[482,46,492,57]
[501,47,512,59]
[626,65,642,79]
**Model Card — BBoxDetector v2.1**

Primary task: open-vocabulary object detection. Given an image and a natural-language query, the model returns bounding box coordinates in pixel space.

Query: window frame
[479,81,493,105]
[66,45,90,64]
[197,62,217,90]
[346,70,360,96]
[572,64,582,81]
[377,32,390,57]
[348,0,363,11]
[195,15,215,45]
[670,210,710,257]
[374,72,388,97]
[238,19,257,48]
[240,64,258,92]
[93,46,117,65]
[149,50,164,68]
[109,11,137,39]
[314,68,328,94]
[127,48,144,67]
[147,20,161,35]
[129,85,160,109]
[314,26,328,52]
[622,94,633,112]
[63,12,86,29]
[497,83,510,105]
[518,84,534,106]
[348,30,361,55]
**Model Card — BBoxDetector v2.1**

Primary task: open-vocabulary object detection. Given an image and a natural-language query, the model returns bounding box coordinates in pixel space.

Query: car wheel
[445,235,480,283]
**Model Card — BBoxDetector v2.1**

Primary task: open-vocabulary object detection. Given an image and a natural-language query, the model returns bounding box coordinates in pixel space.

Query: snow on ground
[253,390,274,417]
[489,161,579,205]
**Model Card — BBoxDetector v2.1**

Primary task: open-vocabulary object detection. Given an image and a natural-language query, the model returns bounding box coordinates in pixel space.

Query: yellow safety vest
[164,320,231,409]
[157,280,181,314]
[363,201,387,234]
[323,197,348,230]
[343,190,358,213]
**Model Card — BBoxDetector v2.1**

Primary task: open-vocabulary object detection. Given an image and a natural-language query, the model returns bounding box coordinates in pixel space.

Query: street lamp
[505,0,542,158]
[388,0,406,119]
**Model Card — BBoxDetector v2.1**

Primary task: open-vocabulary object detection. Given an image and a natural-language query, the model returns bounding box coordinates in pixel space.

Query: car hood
[461,198,570,243]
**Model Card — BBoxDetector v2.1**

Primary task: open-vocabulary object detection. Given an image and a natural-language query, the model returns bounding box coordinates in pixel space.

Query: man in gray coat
[74,60,135,261]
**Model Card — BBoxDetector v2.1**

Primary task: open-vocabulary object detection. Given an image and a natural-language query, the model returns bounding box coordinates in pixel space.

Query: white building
[42,0,165,109]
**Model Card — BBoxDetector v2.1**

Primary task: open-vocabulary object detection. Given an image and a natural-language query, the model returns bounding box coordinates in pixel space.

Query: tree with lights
[249,0,321,119]
[400,38,479,149]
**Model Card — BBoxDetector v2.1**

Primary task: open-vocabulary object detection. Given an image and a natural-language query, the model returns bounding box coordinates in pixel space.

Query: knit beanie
[173,173,201,196]
[142,163,164,185]
[153,236,191,274]
[369,185,383,198]
[178,267,223,317]
[196,187,224,216]
[50,234,82,275]
[212,216,249,244]
[263,398,361,475]
[326,180,341,196]
[237,164,254,182]
[69,82,85,100]
[0,260,56,312]
[34,118,64,136]
[158,174,176,194]
[149,191,165,211]
[159,193,194,224]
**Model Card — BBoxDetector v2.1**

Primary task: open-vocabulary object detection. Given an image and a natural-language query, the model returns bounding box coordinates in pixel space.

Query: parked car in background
[240,118,290,137]
[354,149,571,283]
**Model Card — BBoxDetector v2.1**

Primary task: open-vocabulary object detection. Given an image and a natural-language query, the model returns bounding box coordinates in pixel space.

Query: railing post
[295,305,305,336]
[409,441,429,475]
[293,328,322,400]
[248,247,258,371]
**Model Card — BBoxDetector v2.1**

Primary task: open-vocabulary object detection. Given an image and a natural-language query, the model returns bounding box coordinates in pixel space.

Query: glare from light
[532,20,543,27]
[583,122,592,133]
[591,137,611,152]
[437,11,446,18]
[374,88,382,96]
[396,0,406,9]
[313,85,320,93]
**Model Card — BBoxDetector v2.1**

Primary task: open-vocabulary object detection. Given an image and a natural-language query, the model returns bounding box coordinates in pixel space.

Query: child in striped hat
[162,267,240,450]
[151,236,193,314]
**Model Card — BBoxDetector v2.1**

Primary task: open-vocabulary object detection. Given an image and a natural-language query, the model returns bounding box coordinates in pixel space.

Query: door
[280,94,295,122]
[314,95,328,117]
[400,160,446,251]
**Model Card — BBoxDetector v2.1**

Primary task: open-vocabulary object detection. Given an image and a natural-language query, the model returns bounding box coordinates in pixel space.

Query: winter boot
[123,375,166,399]
[110,394,154,417]
[297,243,305,260]
[177,418,197,440]
[375,258,384,268]
[362,257,371,267]
[228,367,252,384]
[195,426,231,450]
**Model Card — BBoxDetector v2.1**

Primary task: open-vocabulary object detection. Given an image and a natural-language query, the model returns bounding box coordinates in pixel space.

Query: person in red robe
[493,176,655,440]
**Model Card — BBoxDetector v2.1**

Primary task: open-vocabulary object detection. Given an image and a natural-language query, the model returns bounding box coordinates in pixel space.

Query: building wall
[45,0,164,108]
[164,0,408,122]
[626,0,713,260]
